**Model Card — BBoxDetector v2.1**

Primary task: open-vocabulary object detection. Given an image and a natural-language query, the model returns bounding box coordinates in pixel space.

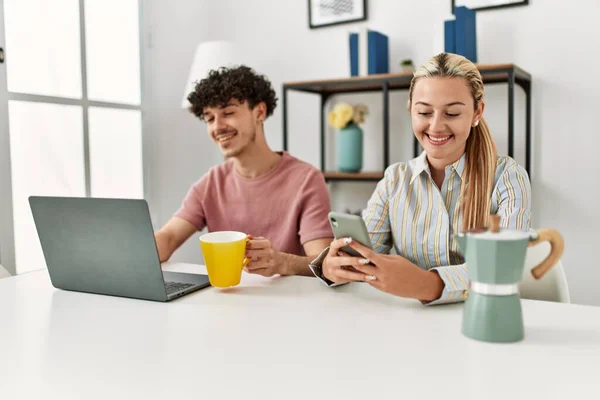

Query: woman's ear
[473,100,485,126]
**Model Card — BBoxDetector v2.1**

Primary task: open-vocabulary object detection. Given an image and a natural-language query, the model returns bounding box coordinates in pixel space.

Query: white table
[1,263,599,400]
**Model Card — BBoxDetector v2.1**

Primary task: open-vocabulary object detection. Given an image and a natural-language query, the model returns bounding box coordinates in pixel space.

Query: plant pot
[336,124,363,173]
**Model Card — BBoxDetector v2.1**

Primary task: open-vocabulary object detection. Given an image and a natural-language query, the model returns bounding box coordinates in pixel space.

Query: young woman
[310,53,531,305]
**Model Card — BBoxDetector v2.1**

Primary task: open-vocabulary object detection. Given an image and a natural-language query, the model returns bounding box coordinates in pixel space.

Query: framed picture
[452,0,528,13]
[308,0,367,29]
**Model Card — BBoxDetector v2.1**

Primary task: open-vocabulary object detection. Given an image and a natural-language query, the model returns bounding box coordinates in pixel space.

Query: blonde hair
[407,53,497,231]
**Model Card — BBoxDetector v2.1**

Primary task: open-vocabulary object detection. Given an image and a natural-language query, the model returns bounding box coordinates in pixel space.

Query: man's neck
[231,144,282,179]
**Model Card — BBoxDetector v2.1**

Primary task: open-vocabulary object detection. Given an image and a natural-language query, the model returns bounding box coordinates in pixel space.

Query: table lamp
[181,41,245,108]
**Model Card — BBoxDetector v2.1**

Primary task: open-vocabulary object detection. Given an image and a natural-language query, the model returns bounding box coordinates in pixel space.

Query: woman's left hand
[344,239,444,302]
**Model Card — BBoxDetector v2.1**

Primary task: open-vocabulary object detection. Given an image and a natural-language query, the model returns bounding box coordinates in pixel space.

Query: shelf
[324,172,384,181]
[282,62,532,179]
[282,64,532,95]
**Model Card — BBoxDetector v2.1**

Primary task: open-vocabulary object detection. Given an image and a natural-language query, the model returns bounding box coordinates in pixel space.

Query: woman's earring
[473,120,479,127]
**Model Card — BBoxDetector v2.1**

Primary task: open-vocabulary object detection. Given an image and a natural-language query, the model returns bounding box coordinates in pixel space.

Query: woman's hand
[342,239,445,302]
[322,237,370,284]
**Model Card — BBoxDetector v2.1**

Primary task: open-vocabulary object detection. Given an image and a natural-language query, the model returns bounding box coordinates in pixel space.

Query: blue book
[455,6,477,62]
[349,32,359,77]
[444,20,456,54]
[367,30,389,75]
[349,29,389,76]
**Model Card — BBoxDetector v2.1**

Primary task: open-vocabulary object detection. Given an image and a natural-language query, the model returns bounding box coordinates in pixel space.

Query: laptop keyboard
[165,281,195,294]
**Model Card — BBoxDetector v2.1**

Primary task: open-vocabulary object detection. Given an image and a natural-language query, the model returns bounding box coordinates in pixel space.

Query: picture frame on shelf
[308,0,367,29]
[451,0,528,13]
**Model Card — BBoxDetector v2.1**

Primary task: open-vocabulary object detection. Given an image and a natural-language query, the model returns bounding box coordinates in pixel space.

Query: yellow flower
[328,103,353,129]
[336,103,354,125]
[353,104,368,124]
[328,111,342,129]
[328,102,368,129]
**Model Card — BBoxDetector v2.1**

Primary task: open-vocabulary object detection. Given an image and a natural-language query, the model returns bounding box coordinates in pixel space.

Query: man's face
[202,99,258,158]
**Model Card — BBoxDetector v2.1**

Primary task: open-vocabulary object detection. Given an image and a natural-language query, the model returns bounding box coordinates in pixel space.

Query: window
[0,0,144,274]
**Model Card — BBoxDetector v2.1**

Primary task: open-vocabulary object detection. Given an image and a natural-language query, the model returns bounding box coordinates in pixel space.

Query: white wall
[142,0,222,264]
[143,0,600,305]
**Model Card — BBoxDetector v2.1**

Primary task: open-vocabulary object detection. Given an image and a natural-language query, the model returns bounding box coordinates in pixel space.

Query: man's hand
[245,236,286,277]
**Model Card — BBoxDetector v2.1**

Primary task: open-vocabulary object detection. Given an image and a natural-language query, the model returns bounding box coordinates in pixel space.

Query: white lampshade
[181,41,247,108]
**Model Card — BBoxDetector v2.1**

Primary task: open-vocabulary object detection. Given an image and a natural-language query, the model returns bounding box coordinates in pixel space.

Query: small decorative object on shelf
[328,103,368,173]
[400,59,415,73]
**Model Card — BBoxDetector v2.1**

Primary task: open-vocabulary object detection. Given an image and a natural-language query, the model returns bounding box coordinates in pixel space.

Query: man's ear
[254,101,267,123]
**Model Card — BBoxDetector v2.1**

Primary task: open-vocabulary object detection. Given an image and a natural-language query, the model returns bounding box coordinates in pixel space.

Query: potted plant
[328,103,368,173]
[400,59,415,73]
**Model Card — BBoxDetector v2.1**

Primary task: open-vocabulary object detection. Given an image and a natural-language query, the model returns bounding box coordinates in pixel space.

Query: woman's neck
[427,151,465,189]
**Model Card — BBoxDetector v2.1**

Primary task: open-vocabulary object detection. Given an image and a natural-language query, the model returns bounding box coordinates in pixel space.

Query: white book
[358,27,368,76]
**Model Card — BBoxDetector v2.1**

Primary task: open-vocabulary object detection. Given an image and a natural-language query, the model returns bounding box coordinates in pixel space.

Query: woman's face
[411,77,484,165]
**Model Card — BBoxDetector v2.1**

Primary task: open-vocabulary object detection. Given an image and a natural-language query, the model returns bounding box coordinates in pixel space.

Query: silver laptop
[28,196,210,302]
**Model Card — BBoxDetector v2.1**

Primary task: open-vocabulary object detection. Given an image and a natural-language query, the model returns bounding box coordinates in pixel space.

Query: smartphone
[328,211,373,258]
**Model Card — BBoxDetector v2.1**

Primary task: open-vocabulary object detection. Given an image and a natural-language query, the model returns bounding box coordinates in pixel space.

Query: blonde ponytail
[461,118,497,231]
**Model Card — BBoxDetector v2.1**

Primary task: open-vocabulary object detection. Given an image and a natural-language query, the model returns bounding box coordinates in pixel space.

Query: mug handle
[528,229,565,279]
[242,257,251,268]
[242,237,252,269]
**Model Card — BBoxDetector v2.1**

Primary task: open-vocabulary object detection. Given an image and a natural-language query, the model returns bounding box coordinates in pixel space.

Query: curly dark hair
[187,65,278,120]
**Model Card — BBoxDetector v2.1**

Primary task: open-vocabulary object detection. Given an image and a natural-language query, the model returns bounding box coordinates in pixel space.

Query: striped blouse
[363,151,532,305]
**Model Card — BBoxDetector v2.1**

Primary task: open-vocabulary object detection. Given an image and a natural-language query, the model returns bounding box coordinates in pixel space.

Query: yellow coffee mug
[199,231,251,288]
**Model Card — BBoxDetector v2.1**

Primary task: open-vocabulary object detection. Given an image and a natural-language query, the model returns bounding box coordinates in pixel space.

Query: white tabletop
[1,263,599,400]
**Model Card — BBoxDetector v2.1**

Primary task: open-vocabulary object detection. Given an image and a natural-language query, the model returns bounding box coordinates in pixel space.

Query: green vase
[337,124,363,173]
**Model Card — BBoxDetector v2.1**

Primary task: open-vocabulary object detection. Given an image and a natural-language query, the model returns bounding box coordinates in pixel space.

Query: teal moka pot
[456,215,564,343]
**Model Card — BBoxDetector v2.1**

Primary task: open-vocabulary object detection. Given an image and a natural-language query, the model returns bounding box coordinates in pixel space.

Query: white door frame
[0,0,16,276]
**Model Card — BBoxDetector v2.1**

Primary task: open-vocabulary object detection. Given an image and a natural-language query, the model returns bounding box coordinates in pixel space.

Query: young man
[154,65,333,277]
